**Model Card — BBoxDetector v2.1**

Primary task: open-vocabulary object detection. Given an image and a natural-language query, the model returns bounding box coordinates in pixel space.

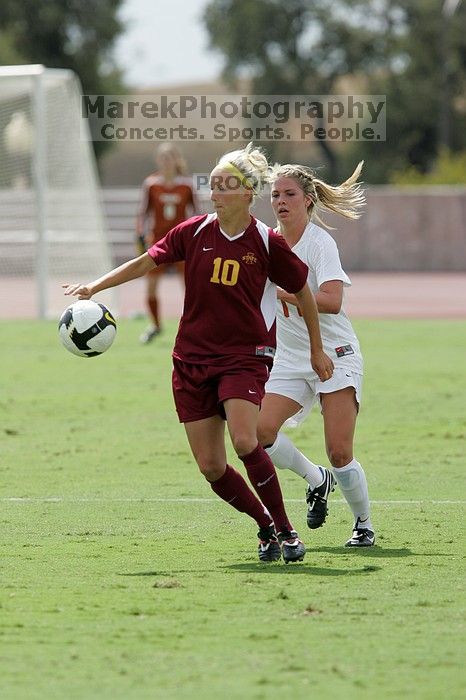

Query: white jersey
[274,221,363,377]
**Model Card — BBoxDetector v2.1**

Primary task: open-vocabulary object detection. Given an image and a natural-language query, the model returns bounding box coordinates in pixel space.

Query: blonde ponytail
[313,161,365,222]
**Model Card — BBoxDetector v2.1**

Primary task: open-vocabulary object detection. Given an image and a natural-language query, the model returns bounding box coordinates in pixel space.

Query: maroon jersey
[147,214,308,364]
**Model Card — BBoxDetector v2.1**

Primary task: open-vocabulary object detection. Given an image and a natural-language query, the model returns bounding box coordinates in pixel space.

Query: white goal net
[0,65,116,319]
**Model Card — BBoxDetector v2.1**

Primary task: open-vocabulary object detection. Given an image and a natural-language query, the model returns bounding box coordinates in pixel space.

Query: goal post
[0,64,116,319]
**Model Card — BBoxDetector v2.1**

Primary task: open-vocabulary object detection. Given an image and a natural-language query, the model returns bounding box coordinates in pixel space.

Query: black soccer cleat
[345,518,376,547]
[277,530,306,563]
[258,524,281,562]
[306,467,336,529]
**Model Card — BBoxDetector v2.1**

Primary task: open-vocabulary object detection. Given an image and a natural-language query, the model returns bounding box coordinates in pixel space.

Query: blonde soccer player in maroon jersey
[63,143,334,563]
[136,143,198,343]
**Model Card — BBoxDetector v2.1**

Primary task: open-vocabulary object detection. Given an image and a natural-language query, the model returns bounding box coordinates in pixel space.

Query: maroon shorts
[172,357,271,423]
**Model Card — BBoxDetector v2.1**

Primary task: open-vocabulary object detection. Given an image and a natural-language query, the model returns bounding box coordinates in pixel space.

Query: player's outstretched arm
[62,253,155,299]
[294,284,334,381]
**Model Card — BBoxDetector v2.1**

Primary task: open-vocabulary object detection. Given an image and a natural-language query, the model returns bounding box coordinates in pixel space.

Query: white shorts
[265,366,363,427]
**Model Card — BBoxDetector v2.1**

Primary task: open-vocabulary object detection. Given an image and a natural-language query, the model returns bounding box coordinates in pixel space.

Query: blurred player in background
[136,143,198,343]
[257,161,376,547]
[63,143,335,564]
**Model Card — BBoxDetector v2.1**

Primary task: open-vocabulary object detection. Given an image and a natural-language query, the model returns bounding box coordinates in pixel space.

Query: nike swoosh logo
[257,474,275,487]
[104,311,116,326]
[248,389,257,394]
[203,246,214,251]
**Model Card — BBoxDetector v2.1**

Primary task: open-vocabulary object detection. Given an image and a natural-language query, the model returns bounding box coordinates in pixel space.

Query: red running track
[1,273,465,320]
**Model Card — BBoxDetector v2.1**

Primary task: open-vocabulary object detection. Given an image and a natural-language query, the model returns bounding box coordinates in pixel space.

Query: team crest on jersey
[242,252,257,265]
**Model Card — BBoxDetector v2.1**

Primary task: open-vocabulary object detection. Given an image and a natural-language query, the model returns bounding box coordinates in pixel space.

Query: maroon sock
[240,444,293,534]
[147,297,160,328]
[210,465,271,528]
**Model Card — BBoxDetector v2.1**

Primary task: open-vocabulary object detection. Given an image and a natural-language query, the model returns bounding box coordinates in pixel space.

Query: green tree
[0,0,125,92]
[0,0,126,159]
[204,0,385,179]
[204,0,466,183]
[347,0,466,182]
[391,149,466,185]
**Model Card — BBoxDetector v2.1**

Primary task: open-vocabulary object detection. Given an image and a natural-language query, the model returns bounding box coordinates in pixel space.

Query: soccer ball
[58,300,117,357]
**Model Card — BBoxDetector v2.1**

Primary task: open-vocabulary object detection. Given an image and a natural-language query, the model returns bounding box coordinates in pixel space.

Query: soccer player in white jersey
[257,162,375,547]
[63,144,335,563]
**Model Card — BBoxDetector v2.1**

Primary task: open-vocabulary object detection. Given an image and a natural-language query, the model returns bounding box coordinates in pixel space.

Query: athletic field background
[2,272,466,320]
[1,316,465,699]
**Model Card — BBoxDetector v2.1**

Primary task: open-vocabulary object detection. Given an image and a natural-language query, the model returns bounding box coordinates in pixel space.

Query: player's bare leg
[258,393,335,529]
[321,388,375,546]
[140,271,161,343]
[184,415,281,561]
[225,398,305,563]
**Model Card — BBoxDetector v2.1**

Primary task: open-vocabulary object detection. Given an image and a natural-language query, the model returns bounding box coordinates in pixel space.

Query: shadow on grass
[119,571,160,576]
[310,546,414,558]
[221,563,382,576]
[309,546,452,558]
[117,546,423,578]
[119,565,382,577]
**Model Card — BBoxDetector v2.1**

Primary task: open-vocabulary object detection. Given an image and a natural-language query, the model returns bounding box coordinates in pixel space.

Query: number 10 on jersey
[210,257,240,286]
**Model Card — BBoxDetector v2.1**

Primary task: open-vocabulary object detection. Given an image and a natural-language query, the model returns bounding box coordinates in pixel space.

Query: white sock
[332,459,373,530]
[265,433,324,489]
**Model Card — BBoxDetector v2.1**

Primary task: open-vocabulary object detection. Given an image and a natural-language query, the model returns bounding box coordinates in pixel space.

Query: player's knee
[256,420,278,448]
[230,432,257,458]
[327,444,352,468]
[197,456,225,481]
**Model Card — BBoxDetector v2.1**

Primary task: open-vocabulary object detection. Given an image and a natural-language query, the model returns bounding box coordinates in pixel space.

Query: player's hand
[311,350,334,382]
[62,283,93,299]
[277,288,300,309]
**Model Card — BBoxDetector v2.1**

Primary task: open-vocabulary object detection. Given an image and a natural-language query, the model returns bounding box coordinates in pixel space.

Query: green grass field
[1,318,465,700]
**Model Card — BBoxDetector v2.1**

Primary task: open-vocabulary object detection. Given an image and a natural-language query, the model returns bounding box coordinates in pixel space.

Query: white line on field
[1,497,465,505]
